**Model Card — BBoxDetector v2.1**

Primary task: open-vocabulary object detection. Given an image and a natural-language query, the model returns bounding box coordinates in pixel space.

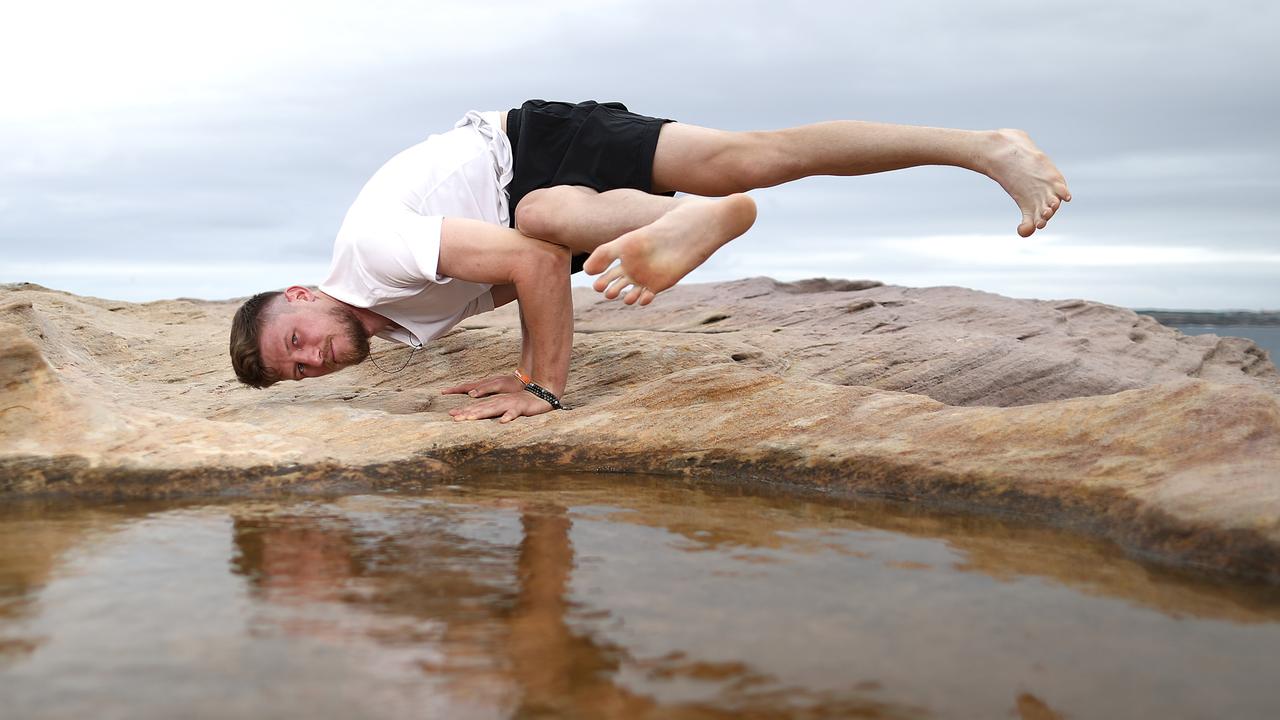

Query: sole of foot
[585,194,757,305]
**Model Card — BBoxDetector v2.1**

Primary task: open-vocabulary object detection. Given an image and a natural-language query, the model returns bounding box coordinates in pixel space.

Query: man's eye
[292,333,298,345]
[296,363,305,377]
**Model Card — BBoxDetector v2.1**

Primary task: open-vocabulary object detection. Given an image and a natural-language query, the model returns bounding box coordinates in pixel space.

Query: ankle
[967,129,1008,177]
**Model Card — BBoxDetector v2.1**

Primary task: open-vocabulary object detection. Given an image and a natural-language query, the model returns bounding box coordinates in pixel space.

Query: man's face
[259,297,370,382]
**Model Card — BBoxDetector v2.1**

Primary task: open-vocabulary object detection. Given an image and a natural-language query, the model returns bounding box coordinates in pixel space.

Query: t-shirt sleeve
[352,213,451,293]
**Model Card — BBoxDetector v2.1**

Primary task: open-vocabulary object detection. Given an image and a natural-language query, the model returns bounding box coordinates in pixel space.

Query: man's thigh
[652,123,789,196]
[651,123,739,195]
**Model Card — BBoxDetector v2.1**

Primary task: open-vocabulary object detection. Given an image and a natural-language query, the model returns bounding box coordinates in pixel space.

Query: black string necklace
[366,344,418,374]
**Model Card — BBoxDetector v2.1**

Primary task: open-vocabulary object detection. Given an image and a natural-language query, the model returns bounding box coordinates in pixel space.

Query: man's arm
[435,217,572,422]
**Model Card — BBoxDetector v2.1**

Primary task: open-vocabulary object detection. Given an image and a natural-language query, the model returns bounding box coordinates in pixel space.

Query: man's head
[230,286,371,387]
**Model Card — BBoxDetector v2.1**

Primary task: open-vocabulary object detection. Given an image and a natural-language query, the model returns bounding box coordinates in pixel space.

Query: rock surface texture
[2,279,1278,580]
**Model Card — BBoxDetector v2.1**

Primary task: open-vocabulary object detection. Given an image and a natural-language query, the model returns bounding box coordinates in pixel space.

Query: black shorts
[505,99,675,273]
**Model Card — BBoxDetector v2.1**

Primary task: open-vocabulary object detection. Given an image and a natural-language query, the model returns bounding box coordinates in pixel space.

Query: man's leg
[579,120,1070,303]
[649,122,1071,234]
[514,186,757,305]
[513,186,678,249]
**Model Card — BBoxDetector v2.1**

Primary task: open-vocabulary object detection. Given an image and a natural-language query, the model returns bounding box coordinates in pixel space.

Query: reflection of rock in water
[3,485,1280,718]
[2,280,1280,584]
[0,499,143,663]
[219,496,930,719]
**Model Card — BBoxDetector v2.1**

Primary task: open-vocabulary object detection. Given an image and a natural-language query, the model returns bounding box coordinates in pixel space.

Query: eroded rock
[1,279,1278,580]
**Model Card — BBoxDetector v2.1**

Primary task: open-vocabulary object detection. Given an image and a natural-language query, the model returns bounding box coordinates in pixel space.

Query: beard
[328,305,371,366]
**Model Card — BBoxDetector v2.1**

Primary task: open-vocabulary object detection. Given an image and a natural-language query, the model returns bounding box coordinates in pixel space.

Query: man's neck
[318,290,394,338]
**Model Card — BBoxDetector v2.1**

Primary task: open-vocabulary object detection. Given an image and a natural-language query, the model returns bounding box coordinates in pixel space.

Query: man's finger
[470,380,505,397]
[454,406,496,421]
[452,396,511,422]
[499,408,520,423]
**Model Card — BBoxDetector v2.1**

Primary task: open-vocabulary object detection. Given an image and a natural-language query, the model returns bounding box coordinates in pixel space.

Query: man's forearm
[511,258,572,397]
[517,303,533,380]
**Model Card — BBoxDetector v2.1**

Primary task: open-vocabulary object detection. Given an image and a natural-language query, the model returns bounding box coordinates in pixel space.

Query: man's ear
[283,285,315,303]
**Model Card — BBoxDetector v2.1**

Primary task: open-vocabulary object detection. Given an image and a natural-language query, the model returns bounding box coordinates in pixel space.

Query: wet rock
[1,279,1278,580]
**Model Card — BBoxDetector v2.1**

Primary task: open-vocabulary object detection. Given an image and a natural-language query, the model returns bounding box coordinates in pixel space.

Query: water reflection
[1,475,1278,719]
[224,498,920,718]
[0,500,135,664]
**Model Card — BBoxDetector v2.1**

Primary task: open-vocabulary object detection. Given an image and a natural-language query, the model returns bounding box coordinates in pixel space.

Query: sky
[1,0,1276,310]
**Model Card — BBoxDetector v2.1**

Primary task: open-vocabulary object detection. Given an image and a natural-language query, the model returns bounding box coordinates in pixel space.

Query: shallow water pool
[2,473,1278,719]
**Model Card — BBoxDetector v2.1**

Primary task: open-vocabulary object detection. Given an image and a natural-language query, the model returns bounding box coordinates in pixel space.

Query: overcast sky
[1,0,1276,309]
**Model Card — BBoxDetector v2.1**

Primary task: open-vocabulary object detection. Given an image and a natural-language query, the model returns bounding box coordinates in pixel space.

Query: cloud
[1,0,1278,309]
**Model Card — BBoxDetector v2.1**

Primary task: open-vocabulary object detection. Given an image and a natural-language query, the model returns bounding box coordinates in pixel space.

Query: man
[229,99,1070,423]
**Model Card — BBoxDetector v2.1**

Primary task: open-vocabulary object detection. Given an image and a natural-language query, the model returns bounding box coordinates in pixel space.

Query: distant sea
[1170,325,1280,360]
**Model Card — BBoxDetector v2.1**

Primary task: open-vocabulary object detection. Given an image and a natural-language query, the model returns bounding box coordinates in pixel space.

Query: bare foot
[982,129,1072,237]
[583,194,757,305]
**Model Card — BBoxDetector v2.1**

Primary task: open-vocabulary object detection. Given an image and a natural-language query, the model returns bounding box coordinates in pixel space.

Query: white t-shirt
[320,110,512,348]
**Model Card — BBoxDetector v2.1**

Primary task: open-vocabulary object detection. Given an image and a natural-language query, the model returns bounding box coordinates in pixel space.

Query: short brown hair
[230,291,284,388]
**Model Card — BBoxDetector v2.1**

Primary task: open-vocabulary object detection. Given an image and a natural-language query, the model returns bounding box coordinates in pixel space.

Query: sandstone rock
[1,279,1278,581]
[465,277,1278,406]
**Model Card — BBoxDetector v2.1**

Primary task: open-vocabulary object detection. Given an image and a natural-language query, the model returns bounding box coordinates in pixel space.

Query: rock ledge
[2,279,1278,581]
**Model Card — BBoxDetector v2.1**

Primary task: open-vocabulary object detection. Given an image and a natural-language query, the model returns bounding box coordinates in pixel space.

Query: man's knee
[514,186,589,241]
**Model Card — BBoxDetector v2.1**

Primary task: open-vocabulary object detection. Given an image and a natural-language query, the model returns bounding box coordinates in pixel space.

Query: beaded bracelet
[523,381,567,410]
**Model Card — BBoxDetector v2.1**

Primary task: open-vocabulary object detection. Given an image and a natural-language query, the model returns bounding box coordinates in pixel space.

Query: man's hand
[448,391,552,423]
[441,374,524,399]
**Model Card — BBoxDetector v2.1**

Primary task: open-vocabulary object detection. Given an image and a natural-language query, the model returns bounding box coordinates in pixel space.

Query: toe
[638,288,657,306]
[1018,211,1036,237]
[592,265,627,293]
[604,275,633,300]
[583,241,621,276]
[623,284,645,305]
